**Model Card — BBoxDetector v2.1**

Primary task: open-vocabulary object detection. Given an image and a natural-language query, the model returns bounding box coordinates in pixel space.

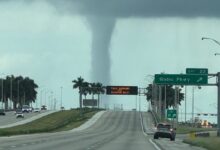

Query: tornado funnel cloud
[88,17,116,85]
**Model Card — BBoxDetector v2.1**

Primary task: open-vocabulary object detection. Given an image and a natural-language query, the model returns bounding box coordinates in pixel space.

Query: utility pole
[158,86,162,120]
[164,85,167,120]
[1,78,3,109]
[17,80,20,108]
[192,87,195,126]
[10,77,12,109]
[185,86,187,122]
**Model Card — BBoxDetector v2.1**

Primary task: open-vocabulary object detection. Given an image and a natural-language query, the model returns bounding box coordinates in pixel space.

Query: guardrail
[150,110,159,125]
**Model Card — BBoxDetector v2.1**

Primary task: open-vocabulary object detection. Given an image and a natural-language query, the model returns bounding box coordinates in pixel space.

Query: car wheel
[154,135,159,139]
[170,136,175,141]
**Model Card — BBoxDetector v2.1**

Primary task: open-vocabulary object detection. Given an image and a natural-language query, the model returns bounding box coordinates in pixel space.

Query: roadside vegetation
[176,124,216,134]
[72,76,105,109]
[0,75,38,110]
[0,108,100,136]
[183,137,220,150]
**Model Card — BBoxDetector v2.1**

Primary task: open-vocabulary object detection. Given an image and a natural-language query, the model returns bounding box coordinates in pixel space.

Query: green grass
[183,137,220,150]
[0,108,99,136]
[176,125,216,134]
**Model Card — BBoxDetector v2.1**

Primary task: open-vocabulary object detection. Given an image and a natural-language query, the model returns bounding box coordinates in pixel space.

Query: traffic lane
[0,110,50,127]
[0,111,157,150]
[0,111,124,149]
[97,111,156,150]
[0,111,39,126]
[151,136,207,150]
[142,112,156,134]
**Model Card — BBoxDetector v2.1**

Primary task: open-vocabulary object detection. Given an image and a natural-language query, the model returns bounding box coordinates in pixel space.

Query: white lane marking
[139,113,161,150]
[10,145,16,148]
[71,111,106,132]
[139,113,147,136]
[149,139,161,150]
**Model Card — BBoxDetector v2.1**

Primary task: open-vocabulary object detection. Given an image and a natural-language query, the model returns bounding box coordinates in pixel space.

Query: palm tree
[89,83,97,101]
[72,76,85,108]
[96,82,105,108]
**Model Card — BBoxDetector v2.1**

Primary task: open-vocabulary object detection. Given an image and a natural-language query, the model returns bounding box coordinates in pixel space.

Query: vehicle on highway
[15,109,24,118]
[41,105,47,110]
[154,123,176,141]
[0,109,5,115]
[22,105,32,113]
[33,108,41,113]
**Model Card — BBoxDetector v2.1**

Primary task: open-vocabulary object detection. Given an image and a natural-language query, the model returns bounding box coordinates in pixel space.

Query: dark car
[154,123,176,141]
[41,105,47,110]
[0,109,5,115]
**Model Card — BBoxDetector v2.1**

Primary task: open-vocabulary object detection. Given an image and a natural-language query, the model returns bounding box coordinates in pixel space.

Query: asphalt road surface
[0,111,55,128]
[0,111,206,150]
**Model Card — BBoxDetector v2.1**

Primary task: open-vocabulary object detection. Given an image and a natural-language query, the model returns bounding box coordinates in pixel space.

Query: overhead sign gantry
[154,68,220,136]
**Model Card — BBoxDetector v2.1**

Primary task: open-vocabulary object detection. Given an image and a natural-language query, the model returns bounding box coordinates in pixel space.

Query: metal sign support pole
[217,72,220,136]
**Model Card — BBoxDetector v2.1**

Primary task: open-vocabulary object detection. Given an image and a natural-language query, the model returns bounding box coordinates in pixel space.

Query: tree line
[145,84,184,119]
[72,76,105,108]
[0,75,38,110]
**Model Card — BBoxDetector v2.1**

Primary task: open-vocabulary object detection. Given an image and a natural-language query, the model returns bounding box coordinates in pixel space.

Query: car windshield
[157,124,171,130]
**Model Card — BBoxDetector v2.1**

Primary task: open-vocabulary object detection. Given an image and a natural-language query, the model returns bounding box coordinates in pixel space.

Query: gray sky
[0,0,220,122]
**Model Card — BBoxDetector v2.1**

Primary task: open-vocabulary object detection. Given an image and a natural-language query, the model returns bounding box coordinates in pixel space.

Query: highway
[0,111,206,150]
[0,111,56,128]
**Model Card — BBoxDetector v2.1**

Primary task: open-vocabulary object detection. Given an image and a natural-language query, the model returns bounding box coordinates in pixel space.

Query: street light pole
[61,86,63,109]
[10,77,13,109]
[192,87,195,125]
[185,86,187,123]
[202,37,220,46]
[217,72,220,136]
[1,78,3,109]
[17,80,20,108]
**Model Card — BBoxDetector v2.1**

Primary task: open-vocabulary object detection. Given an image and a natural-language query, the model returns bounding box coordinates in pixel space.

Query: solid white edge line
[149,139,161,150]
[139,112,161,150]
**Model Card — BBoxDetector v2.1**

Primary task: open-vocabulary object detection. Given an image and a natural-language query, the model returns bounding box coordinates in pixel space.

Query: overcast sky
[0,0,220,122]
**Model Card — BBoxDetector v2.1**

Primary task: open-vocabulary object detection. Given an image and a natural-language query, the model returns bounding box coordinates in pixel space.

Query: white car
[33,108,40,113]
[16,110,24,118]
[22,105,32,113]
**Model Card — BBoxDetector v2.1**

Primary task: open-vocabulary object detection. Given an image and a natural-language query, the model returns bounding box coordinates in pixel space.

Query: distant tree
[0,75,38,109]
[146,84,184,118]
[72,76,85,108]
[81,82,90,99]
[95,82,105,108]
[89,83,97,100]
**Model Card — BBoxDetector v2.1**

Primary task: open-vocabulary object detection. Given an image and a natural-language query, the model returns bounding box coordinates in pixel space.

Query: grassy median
[0,108,100,136]
[183,137,220,150]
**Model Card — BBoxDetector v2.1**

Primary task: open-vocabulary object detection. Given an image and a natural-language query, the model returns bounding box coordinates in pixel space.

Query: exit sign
[186,68,208,75]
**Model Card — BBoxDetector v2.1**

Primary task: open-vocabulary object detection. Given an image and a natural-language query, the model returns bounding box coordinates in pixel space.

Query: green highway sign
[155,74,208,85]
[167,109,177,119]
[186,68,208,74]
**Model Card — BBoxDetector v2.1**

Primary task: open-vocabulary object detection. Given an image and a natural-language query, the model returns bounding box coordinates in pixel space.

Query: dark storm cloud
[48,0,220,85]
[51,0,220,18]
